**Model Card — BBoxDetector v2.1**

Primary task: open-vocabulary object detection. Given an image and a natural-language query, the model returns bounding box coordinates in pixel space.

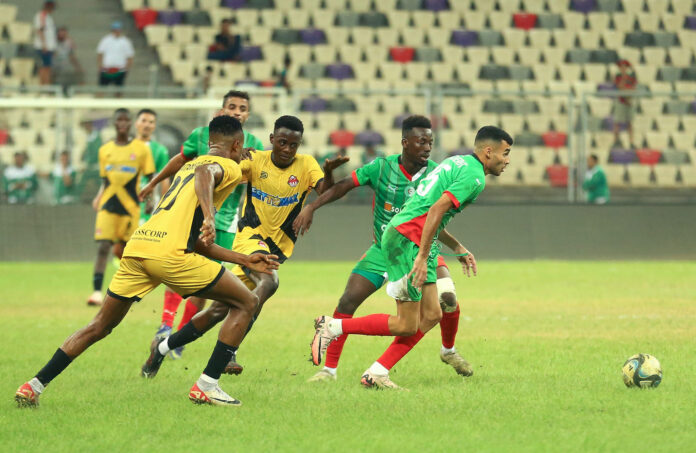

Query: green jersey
[181,126,264,232]
[352,154,438,247]
[390,154,486,246]
[582,165,610,203]
[140,139,169,187]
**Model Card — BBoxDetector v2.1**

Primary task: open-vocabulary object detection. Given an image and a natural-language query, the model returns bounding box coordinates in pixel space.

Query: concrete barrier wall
[1,204,695,261]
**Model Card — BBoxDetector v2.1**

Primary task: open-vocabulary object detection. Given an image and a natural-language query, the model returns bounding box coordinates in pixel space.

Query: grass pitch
[1,260,695,452]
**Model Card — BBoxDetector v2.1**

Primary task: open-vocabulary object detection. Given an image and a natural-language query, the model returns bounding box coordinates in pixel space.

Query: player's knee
[437,278,458,313]
[422,306,442,329]
[97,241,110,256]
[337,294,360,315]
[393,316,419,336]
[241,293,259,315]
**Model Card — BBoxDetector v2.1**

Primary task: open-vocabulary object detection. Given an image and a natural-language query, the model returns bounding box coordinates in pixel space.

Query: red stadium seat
[329,130,355,147]
[636,148,662,165]
[0,129,8,145]
[542,131,567,148]
[546,165,568,187]
[389,47,415,63]
[132,9,158,30]
[513,13,538,30]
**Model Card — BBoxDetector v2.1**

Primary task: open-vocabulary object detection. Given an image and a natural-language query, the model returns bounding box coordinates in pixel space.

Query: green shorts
[213,229,236,264]
[352,243,388,289]
[381,226,437,302]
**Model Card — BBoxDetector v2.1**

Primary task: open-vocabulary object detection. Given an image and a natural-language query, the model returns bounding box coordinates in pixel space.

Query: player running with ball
[295,115,474,385]
[310,126,513,389]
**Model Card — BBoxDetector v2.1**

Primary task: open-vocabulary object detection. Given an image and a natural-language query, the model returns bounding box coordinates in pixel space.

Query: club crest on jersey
[258,240,268,248]
[287,175,299,187]
[260,171,268,179]
[129,153,136,160]
[405,187,415,197]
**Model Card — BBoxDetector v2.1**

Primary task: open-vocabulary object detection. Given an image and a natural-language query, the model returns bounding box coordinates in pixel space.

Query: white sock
[367,362,389,376]
[197,373,218,391]
[441,346,456,354]
[158,338,171,355]
[327,319,343,336]
[323,366,337,376]
[29,377,44,394]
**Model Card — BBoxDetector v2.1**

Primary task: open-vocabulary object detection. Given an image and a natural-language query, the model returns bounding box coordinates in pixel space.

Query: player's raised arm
[315,155,350,195]
[438,229,477,278]
[409,194,455,289]
[139,153,187,201]
[193,162,223,245]
[293,175,356,236]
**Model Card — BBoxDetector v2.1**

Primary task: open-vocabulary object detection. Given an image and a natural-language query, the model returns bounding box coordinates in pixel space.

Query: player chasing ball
[310,126,513,390]
[139,115,349,379]
[15,116,279,408]
[139,90,264,363]
[87,108,155,307]
[293,115,474,384]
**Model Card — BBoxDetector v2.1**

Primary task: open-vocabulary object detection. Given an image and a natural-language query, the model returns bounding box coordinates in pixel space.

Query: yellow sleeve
[98,144,107,178]
[141,143,156,175]
[217,159,243,190]
[305,155,324,188]
[239,158,253,181]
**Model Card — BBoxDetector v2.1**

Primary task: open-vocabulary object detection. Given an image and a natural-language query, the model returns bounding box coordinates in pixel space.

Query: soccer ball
[622,354,662,388]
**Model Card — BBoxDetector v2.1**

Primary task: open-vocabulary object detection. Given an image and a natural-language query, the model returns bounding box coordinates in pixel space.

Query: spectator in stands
[612,59,637,149]
[33,1,57,85]
[198,65,214,93]
[276,55,291,92]
[53,26,83,93]
[361,145,384,165]
[78,118,102,200]
[3,152,38,204]
[52,150,76,204]
[582,154,610,205]
[97,21,134,91]
[207,19,241,61]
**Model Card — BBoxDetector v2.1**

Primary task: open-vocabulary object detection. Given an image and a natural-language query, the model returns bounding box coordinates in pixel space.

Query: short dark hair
[222,90,250,108]
[274,115,304,135]
[589,154,599,163]
[136,108,156,118]
[113,108,130,118]
[209,115,243,137]
[402,115,431,136]
[474,126,514,147]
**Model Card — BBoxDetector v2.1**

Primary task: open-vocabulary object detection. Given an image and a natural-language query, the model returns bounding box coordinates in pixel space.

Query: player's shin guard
[161,290,183,328]
[340,314,391,336]
[203,340,238,380]
[440,304,460,350]
[34,348,73,387]
[324,310,353,369]
[376,329,425,370]
[177,300,199,331]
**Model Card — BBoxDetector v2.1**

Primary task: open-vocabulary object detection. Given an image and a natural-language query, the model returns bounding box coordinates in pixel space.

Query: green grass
[1,261,696,452]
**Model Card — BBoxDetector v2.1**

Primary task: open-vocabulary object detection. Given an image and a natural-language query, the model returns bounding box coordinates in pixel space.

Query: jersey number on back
[416,164,451,196]
[152,173,195,215]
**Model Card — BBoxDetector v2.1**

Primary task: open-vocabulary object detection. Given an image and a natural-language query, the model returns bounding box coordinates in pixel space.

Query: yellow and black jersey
[98,139,155,217]
[123,155,243,260]
[237,151,323,262]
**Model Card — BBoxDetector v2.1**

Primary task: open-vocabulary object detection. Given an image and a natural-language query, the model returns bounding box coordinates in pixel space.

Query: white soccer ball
[622,354,662,388]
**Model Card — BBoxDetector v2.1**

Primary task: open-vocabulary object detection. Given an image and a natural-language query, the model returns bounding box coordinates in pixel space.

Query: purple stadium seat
[450,30,477,47]
[299,28,327,45]
[424,0,449,11]
[158,11,183,26]
[603,116,630,131]
[596,82,615,92]
[685,16,696,29]
[691,100,696,113]
[239,46,263,62]
[609,148,637,163]
[300,96,328,112]
[570,0,597,13]
[222,0,247,8]
[354,130,385,146]
[392,113,411,128]
[326,63,354,80]
[235,79,260,86]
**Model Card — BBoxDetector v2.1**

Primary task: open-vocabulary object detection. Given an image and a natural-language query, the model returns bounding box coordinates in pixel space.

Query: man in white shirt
[33,0,57,85]
[96,21,134,90]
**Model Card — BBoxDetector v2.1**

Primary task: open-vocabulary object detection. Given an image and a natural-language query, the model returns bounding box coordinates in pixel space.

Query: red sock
[177,300,200,331]
[324,310,353,369]
[440,304,460,349]
[161,289,183,327]
[376,329,425,370]
[340,313,391,336]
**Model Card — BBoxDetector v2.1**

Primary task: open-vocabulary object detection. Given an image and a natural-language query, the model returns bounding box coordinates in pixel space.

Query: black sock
[167,322,203,350]
[244,315,257,337]
[35,348,73,387]
[203,340,238,380]
[93,273,104,292]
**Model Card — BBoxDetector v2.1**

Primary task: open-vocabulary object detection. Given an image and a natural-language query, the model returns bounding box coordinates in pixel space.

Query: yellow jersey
[98,139,155,217]
[124,155,243,259]
[238,151,324,261]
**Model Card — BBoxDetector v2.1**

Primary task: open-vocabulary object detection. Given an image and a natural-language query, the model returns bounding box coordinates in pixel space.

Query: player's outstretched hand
[199,216,216,246]
[292,206,314,236]
[454,245,477,277]
[323,155,350,172]
[407,255,428,290]
[139,181,156,202]
[245,253,280,275]
[240,147,256,161]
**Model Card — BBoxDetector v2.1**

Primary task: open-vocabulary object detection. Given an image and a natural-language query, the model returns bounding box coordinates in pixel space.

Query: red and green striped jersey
[390,154,486,246]
[180,126,263,232]
[352,154,438,247]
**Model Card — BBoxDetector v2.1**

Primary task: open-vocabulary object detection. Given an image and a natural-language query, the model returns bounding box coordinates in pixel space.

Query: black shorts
[99,71,126,86]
